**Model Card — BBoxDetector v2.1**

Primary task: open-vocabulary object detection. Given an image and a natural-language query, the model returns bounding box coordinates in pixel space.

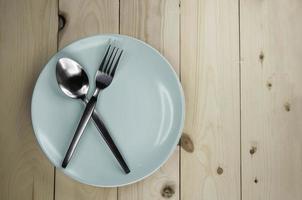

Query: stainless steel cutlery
[56,44,130,173]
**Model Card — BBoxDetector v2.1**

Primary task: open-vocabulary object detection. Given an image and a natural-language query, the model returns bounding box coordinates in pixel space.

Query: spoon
[56,57,130,174]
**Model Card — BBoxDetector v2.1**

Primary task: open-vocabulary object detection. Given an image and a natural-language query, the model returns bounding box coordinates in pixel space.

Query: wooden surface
[180,0,240,199]
[1,0,302,199]
[240,0,302,199]
[0,0,57,199]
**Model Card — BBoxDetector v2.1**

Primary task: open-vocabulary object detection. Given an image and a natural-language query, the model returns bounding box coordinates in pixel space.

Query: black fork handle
[90,106,130,174]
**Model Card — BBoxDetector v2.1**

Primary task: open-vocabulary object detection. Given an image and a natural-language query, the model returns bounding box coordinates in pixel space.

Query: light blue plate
[31,34,184,187]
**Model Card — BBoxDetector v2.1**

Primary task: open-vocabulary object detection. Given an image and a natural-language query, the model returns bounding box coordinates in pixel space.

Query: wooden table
[1,0,302,199]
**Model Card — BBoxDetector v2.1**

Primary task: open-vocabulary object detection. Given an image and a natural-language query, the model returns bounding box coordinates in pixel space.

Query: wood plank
[58,0,119,47]
[180,0,241,199]
[119,0,180,199]
[241,0,302,199]
[0,0,57,199]
[55,0,119,199]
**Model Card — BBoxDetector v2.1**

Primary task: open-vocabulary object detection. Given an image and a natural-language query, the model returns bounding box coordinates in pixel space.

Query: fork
[62,44,130,173]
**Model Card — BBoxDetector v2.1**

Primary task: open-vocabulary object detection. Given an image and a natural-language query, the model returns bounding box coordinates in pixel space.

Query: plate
[31,34,185,187]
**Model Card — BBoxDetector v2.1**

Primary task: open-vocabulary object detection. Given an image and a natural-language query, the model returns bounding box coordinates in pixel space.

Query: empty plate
[31,34,185,187]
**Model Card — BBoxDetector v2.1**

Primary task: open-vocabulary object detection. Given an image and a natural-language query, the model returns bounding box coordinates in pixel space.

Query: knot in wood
[217,166,223,175]
[161,185,175,198]
[180,133,194,153]
[284,102,291,112]
[58,13,66,31]
[250,146,257,155]
[259,51,264,63]
[266,82,272,90]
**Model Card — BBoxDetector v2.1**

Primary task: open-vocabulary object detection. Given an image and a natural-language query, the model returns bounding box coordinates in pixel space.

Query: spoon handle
[83,98,130,174]
[62,96,97,168]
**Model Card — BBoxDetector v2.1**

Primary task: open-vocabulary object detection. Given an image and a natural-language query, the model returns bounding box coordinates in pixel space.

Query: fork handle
[82,98,130,174]
[90,105,130,174]
[62,95,97,168]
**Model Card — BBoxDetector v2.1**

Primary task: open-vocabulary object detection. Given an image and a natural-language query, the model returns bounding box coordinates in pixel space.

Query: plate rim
[31,34,185,187]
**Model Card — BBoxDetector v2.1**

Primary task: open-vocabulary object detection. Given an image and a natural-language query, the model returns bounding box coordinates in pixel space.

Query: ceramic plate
[31,34,184,187]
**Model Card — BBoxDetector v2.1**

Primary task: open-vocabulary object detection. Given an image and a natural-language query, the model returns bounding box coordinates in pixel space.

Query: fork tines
[100,44,123,77]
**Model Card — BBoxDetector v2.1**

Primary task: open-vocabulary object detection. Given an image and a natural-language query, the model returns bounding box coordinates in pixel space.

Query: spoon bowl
[56,58,89,99]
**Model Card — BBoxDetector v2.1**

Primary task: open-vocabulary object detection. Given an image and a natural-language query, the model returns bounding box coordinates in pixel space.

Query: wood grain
[0,0,57,199]
[55,0,119,199]
[119,0,180,199]
[241,0,302,199]
[118,148,179,200]
[180,0,240,199]
[56,170,117,200]
[58,0,119,47]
